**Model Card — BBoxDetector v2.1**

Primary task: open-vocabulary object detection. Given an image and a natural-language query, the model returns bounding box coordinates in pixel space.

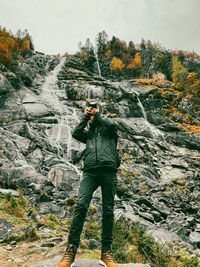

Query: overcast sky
[0,0,200,55]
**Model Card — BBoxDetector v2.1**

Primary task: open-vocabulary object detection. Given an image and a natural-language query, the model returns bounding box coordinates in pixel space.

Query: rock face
[0,54,199,251]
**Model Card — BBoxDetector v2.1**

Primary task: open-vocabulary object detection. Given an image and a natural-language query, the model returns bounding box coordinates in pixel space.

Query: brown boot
[58,244,76,267]
[99,250,118,267]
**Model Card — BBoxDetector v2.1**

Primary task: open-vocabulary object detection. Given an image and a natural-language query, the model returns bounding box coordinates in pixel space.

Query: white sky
[0,0,200,55]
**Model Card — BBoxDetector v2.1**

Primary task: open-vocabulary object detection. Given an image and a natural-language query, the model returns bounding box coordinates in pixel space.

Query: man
[58,101,119,267]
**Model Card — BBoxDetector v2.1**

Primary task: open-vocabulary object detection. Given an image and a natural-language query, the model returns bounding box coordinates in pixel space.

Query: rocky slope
[0,54,199,262]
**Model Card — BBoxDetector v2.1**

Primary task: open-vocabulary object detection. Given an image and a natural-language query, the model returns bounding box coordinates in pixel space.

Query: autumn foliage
[110,57,125,71]
[0,26,33,66]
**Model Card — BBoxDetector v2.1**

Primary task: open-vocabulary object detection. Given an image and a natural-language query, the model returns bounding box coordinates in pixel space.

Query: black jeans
[68,166,117,251]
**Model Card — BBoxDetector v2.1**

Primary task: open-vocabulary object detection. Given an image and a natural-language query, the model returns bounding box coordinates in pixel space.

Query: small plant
[21,223,39,241]
[2,193,28,217]
[131,222,171,267]
[112,218,135,263]
[45,213,60,229]
[82,218,101,241]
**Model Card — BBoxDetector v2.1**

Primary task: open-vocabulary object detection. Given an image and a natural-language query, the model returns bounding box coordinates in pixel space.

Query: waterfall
[39,57,80,175]
[137,97,147,120]
[93,48,102,76]
[136,96,165,140]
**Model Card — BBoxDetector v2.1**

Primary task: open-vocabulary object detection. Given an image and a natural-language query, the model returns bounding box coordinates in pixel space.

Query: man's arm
[95,112,118,138]
[72,115,89,144]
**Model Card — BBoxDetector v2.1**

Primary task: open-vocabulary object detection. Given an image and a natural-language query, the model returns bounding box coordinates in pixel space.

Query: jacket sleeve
[95,113,118,138]
[72,115,89,144]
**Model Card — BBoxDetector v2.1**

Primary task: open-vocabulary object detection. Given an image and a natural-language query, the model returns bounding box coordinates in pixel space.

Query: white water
[136,96,165,140]
[93,47,102,76]
[40,57,80,175]
[95,53,102,76]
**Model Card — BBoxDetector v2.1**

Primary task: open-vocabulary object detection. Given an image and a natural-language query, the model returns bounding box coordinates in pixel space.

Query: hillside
[0,28,200,266]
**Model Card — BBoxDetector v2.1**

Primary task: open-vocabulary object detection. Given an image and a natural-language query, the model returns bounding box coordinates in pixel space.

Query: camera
[88,101,97,109]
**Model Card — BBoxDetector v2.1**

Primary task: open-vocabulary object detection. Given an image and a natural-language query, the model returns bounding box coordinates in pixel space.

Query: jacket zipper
[95,128,98,162]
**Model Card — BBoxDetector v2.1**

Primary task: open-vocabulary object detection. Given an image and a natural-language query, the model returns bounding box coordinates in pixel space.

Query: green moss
[1,193,28,218]
[0,209,27,227]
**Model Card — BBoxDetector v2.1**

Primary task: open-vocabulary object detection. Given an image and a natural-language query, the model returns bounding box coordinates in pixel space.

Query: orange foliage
[0,26,33,66]
[180,124,200,138]
[186,72,200,102]
[127,52,142,69]
[0,40,12,64]
[110,57,125,71]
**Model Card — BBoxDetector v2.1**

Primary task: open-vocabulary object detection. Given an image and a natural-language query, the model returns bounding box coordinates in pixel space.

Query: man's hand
[90,107,99,115]
[84,106,99,116]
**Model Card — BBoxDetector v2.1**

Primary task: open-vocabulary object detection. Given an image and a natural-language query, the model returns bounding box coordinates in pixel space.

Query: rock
[10,164,46,187]
[23,103,50,118]
[0,188,20,196]
[147,228,179,244]
[170,158,189,169]
[47,163,80,192]
[38,202,66,218]
[159,166,186,184]
[27,148,44,168]
[0,73,13,94]
[189,232,200,248]
[4,71,21,89]
[0,219,13,243]
[29,256,151,267]
[16,62,36,86]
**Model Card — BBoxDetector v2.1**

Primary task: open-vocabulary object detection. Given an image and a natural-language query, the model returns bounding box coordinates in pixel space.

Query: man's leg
[68,170,99,248]
[100,168,117,251]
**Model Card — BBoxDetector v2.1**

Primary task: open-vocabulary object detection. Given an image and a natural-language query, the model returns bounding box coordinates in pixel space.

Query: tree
[96,31,108,58]
[186,72,200,104]
[140,38,146,50]
[127,52,142,70]
[110,57,125,71]
[172,56,188,87]
[128,41,135,55]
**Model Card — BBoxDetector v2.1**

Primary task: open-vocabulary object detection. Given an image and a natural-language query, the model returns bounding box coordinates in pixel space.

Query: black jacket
[72,113,119,171]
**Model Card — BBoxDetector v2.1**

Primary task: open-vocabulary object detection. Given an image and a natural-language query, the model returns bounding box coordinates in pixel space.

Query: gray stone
[189,231,200,247]
[0,73,13,94]
[29,256,151,267]
[147,228,179,244]
[0,219,13,242]
[23,103,50,118]
[0,188,20,196]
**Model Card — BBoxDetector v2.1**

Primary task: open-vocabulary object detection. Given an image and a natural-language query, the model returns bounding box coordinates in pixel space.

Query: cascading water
[39,57,80,175]
[136,96,165,140]
[94,47,102,76]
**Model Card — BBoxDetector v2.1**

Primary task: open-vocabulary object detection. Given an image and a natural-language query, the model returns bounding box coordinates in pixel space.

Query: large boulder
[0,73,14,94]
